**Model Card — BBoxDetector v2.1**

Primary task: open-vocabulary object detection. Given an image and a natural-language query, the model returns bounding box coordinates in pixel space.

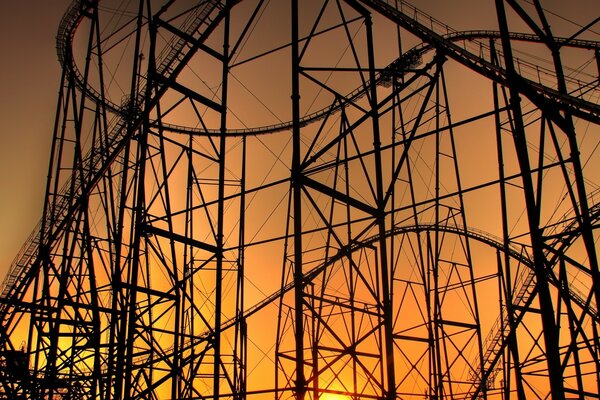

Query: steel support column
[494,1,566,398]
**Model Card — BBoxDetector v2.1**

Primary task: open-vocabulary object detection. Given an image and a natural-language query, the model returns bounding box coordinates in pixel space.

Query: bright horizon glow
[318,390,352,400]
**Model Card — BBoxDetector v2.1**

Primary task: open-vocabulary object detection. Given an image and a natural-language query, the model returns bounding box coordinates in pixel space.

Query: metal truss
[0,0,598,399]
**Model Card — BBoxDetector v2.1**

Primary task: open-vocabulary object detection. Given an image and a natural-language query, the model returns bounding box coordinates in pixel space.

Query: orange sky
[0,1,598,398]
[0,1,72,270]
[0,0,598,300]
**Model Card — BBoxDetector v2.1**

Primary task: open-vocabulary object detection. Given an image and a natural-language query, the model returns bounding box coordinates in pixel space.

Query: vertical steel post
[532,0,600,319]
[364,14,397,400]
[215,2,231,397]
[121,1,148,397]
[494,1,565,398]
[291,1,306,399]
[490,38,526,400]
[235,134,248,400]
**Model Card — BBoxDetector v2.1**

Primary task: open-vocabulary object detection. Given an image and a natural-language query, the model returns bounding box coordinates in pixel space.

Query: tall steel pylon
[0,1,598,399]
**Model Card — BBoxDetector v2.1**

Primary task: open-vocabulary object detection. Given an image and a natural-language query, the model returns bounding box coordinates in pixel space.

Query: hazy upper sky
[0,1,72,269]
[0,0,597,278]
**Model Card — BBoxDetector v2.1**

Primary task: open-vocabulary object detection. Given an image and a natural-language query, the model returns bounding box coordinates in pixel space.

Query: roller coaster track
[160,28,600,136]
[236,210,599,340]
[1,0,599,364]
[49,0,600,141]
[125,222,531,368]
[220,223,534,331]
[136,199,600,374]
[0,0,226,321]
[0,4,600,392]
[5,211,595,380]
[56,1,600,138]
[360,0,600,124]
[465,194,600,399]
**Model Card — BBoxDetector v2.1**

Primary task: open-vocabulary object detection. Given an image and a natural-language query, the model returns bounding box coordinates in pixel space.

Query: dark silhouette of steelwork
[0,0,598,399]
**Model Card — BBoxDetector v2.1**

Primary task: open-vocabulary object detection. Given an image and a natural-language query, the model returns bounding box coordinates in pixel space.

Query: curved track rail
[134,204,600,376]
[0,0,225,317]
[0,1,599,398]
[2,1,599,315]
[361,0,600,124]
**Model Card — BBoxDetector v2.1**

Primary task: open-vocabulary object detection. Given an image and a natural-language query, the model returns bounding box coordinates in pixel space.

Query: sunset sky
[0,0,72,270]
[0,1,598,398]
[0,0,597,286]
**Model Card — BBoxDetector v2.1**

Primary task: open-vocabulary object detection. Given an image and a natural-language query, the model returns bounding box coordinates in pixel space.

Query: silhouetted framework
[0,0,598,399]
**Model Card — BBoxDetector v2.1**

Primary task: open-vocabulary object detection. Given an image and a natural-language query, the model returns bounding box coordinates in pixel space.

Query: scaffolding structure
[0,0,599,399]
